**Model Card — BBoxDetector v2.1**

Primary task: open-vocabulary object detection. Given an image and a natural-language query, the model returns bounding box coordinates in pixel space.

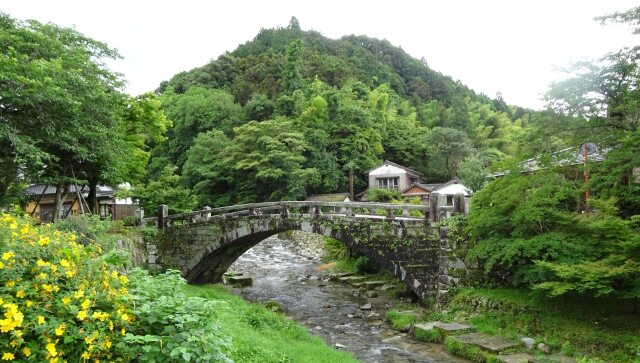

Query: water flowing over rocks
[228,232,470,363]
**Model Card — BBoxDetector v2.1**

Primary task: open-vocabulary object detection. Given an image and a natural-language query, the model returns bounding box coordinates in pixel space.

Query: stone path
[496,353,536,363]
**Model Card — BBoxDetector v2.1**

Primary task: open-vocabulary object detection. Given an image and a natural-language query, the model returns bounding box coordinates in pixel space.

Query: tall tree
[0,14,124,216]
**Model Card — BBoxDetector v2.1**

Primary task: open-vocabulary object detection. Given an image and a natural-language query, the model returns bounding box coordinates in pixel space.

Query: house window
[377,177,399,189]
[446,195,454,206]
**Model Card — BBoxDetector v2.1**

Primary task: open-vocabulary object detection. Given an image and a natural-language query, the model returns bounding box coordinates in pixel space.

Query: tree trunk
[52,183,69,222]
[87,180,98,214]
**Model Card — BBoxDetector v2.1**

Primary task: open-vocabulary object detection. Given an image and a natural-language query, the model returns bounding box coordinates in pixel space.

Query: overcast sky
[3,0,638,110]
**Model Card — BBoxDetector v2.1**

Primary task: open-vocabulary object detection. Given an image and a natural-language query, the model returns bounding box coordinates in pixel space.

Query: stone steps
[450,332,519,353]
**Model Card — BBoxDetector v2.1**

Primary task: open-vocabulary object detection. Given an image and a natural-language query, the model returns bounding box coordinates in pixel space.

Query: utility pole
[349,169,354,201]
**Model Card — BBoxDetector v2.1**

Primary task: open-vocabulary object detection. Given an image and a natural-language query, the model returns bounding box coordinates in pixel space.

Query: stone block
[451,332,519,353]
[225,276,252,287]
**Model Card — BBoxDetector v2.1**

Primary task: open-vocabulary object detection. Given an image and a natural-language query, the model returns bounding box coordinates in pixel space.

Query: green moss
[384,309,419,330]
[415,327,443,343]
[443,337,500,363]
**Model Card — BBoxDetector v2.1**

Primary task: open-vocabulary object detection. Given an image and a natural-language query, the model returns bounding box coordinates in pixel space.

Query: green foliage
[182,285,359,363]
[122,269,231,362]
[135,165,197,215]
[353,256,380,274]
[0,13,126,210]
[466,170,640,296]
[426,127,474,179]
[443,336,500,363]
[414,327,442,343]
[447,288,640,362]
[384,310,418,331]
[365,188,402,202]
[322,237,350,262]
[54,215,121,247]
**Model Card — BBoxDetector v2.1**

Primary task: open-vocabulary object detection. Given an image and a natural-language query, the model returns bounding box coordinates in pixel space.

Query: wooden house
[25,184,136,222]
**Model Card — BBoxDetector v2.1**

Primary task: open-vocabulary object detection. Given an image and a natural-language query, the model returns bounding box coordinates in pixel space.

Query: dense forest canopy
[144,17,535,209]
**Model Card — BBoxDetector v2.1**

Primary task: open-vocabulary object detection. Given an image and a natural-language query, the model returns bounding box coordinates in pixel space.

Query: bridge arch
[145,200,465,304]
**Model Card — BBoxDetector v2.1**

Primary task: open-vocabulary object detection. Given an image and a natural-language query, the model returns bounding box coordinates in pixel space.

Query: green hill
[148,18,535,208]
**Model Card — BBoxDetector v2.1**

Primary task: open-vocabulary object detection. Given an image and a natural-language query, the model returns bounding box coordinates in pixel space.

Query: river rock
[225,276,252,286]
[366,291,378,298]
[538,343,550,354]
[335,343,346,349]
[379,284,395,291]
[360,303,373,310]
[521,337,535,350]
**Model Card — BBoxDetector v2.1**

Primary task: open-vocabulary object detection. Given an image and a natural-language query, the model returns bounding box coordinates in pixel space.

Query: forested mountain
[148,17,535,209]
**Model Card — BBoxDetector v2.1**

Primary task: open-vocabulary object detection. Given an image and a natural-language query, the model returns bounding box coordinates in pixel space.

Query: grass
[443,337,500,363]
[384,309,420,331]
[181,284,359,363]
[445,288,640,363]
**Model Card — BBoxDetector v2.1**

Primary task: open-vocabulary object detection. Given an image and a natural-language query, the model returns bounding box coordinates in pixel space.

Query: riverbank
[382,288,640,363]
[182,284,359,363]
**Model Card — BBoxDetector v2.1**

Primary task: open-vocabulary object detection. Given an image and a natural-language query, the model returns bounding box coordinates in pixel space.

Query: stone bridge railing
[140,193,467,231]
[142,201,426,231]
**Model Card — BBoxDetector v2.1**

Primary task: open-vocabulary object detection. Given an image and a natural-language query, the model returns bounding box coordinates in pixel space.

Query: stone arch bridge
[142,197,467,305]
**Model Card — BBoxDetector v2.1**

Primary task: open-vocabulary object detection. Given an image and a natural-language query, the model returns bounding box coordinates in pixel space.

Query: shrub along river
[228,234,470,363]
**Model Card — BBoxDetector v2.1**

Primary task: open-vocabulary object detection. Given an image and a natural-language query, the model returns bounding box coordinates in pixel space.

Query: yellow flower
[26,301,33,308]
[9,222,17,230]
[15,291,25,299]
[1,252,14,260]
[74,290,84,299]
[45,342,57,357]
[19,224,28,234]
[104,339,112,349]
[5,281,14,288]
[42,284,53,293]
[120,313,130,322]
[121,328,126,336]
[0,299,3,305]
[37,259,47,267]
[108,320,114,331]
[38,273,47,279]
[1,352,15,361]
[37,316,45,324]
[0,262,4,269]
[55,324,65,336]
[52,285,59,292]
[9,340,16,347]
[22,347,30,357]
[81,299,91,310]
[49,357,58,363]
[76,310,87,321]
[81,351,90,360]
[65,269,76,278]
[60,259,70,268]
[38,236,51,246]
[61,297,71,305]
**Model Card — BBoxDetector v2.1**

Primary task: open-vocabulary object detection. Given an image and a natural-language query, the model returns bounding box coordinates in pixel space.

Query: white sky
[3,0,638,110]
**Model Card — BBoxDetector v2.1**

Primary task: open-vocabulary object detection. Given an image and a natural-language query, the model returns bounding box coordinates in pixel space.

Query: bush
[0,213,132,362]
[354,256,380,274]
[365,188,402,202]
[54,215,120,246]
[121,269,231,362]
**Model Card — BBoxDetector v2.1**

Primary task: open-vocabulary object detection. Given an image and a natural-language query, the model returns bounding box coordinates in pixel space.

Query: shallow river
[229,235,470,363]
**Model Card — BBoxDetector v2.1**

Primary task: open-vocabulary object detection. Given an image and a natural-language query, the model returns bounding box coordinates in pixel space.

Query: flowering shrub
[0,214,133,362]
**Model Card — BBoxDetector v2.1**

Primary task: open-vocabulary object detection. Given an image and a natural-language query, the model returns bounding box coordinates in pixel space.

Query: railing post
[402,207,410,217]
[386,208,395,220]
[280,203,290,219]
[453,194,465,214]
[345,205,355,218]
[203,206,211,221]
[158,204,168,231]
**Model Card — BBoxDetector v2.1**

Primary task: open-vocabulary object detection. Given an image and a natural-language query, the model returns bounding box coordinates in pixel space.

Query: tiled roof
[306,193,350,202]
[366,160,423,177]
[25,184,114,197]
